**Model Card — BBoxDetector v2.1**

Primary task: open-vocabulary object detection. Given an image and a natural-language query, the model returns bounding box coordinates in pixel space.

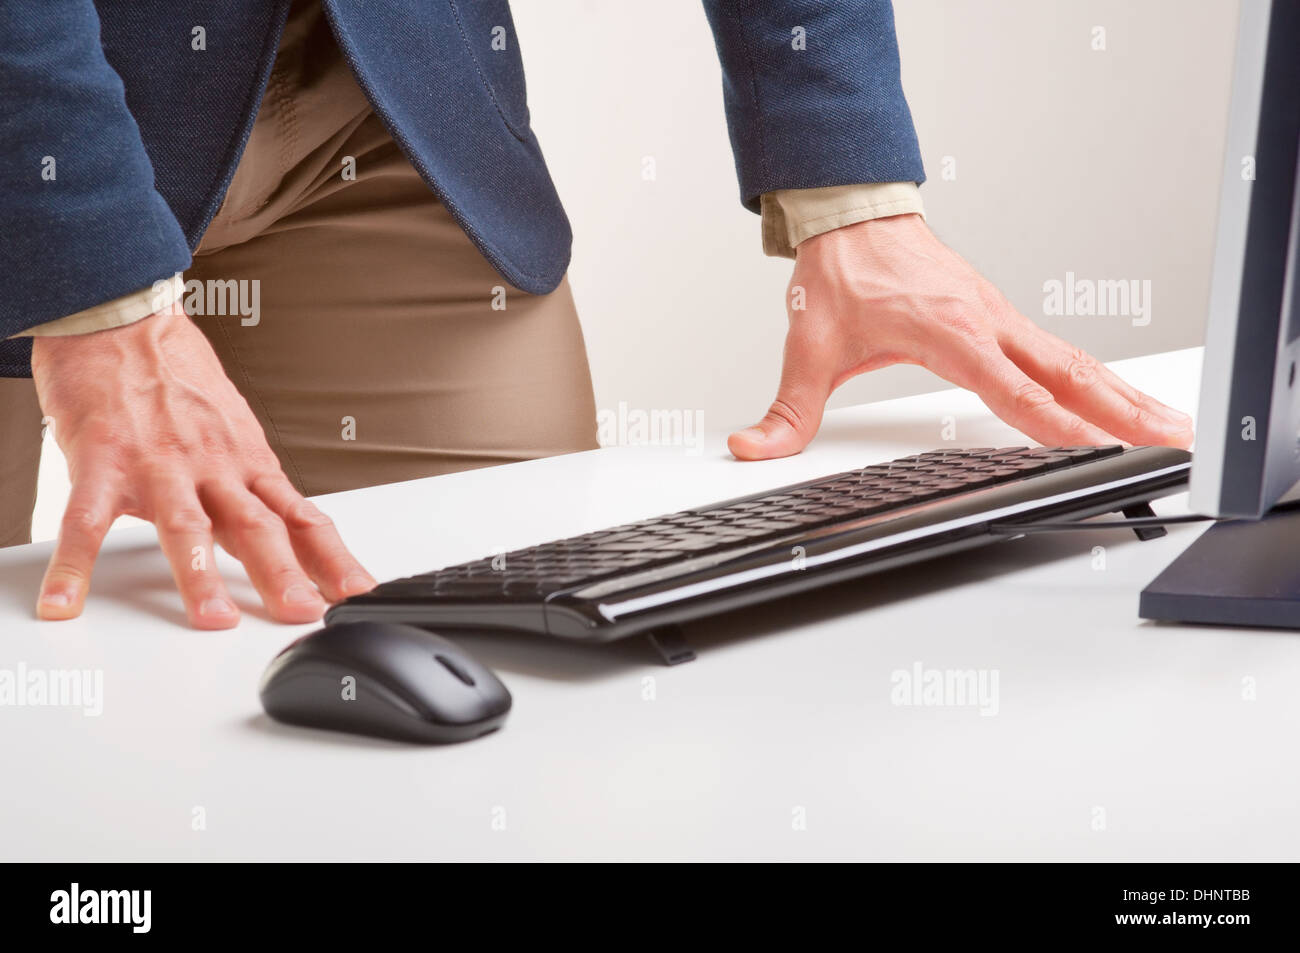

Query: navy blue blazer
[0,1,924,377]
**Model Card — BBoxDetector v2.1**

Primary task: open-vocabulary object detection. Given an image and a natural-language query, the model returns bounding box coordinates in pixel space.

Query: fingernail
[40,591,72,608]
[341,573,375,595]
[199,597,234,617]
[283,584,320,605]
[738,427,766,444]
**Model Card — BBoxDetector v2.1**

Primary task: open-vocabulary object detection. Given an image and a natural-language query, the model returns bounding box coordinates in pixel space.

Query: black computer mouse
[259,621,511,744]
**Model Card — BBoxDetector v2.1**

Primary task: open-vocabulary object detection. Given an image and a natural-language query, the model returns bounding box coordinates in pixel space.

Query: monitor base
[1140,503,1300,629]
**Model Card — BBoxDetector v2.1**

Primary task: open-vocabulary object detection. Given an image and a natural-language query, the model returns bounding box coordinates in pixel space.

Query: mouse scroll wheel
[435,654,476,687]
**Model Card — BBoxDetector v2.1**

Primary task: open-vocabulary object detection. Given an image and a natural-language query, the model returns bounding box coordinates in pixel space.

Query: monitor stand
[1140,502,1300,629]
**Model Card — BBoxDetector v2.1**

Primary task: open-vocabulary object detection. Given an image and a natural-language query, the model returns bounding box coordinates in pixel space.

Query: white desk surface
[3,346,1297,862]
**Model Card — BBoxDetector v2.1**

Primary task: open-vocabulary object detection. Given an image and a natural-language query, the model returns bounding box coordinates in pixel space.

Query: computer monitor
[1189,0,1300,519]
[1139,0,1300,628]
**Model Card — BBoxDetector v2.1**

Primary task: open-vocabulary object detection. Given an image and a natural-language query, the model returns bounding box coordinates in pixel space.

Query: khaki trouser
[0,0,598,547]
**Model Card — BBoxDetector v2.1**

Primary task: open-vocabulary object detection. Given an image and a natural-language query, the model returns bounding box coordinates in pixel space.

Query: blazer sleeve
[0,2,192,347]
[701,0,926,212]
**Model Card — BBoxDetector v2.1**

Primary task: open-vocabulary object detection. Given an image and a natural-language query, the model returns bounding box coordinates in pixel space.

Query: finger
[728,329,836,461]
[148,473,240,630]
[1001,330,1193,448]
[249,474,375,602]
[1024,328,1191,425]
[202,482,327,623]
[38,482,118,620]
[947,346,1118,447]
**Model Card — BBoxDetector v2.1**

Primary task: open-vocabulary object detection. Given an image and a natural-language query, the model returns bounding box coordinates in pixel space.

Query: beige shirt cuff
[11,273,184,338]
[761,182,926,258]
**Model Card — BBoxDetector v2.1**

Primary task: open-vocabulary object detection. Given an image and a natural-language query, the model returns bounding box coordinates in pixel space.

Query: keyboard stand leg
[646,625,696,666]
[1121,502,1167,541]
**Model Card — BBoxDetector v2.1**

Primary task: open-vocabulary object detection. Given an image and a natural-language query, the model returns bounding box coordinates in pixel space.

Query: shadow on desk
[0,536,305,629]
[0,539,196,627]
[432,527,1154,680]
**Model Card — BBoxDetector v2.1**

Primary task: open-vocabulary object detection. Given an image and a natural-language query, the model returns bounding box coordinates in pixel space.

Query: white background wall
[29,0,1240,542]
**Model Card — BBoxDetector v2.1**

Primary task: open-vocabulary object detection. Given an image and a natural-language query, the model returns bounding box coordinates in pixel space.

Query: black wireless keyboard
[326,446,1191,656]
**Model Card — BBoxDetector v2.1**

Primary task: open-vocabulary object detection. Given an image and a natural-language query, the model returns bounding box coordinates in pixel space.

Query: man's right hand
[30,304,376,629]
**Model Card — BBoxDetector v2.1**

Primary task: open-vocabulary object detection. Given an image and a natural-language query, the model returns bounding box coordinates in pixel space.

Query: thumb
[728,340,833,461]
